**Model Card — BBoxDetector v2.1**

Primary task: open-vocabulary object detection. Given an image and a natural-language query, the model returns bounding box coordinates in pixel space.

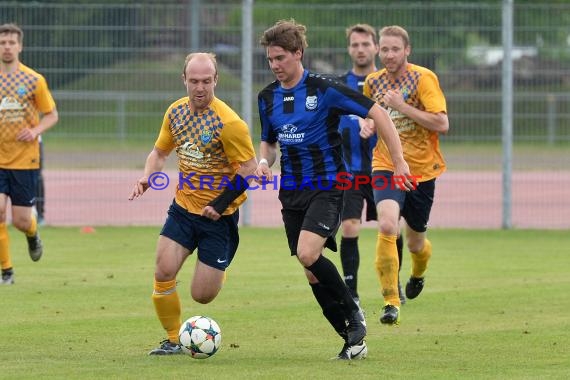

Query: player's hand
[16,128,37,142]
[128,177,149,200]
[254,161,273,184]
[393,160,416,192]
[202,205,221,221]
[358,117,375,138]
[384,89,405,111]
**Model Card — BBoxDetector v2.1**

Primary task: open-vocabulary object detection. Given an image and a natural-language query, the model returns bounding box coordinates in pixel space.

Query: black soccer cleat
[1,269,14,285]
[27,234,43,262]
[379,304,400,325]
[346,308,367,345]
[148,339,183,355]
[405,276,425,300]
[334,340,368,360]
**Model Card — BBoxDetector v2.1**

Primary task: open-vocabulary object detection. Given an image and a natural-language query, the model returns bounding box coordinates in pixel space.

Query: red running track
[37,170,570,229]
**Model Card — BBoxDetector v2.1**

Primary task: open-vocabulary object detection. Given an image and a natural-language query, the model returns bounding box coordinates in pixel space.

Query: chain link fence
[1,1,569,228]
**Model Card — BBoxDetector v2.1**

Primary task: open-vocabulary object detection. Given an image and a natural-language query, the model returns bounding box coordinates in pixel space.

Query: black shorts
[341,176,377,222]
[160,200,239,271]
[279,186,342,256]
[372,170,435,233]
[0,169,39,206]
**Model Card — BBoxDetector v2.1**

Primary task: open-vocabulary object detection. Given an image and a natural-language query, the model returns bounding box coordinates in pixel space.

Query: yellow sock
[411,239,432,278]
[0,223,12,270]
[375,233,400,306]
[25,215,37,238]
[152,279,182,343]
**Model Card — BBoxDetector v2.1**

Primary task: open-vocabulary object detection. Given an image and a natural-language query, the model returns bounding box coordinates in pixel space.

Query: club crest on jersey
[16,85,27,96]
[401,86,410,101]
[201,128,213,144]
[305,95,317,111]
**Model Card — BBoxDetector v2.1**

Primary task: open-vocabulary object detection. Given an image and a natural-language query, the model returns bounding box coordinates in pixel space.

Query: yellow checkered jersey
[0,63,56,169]
[364,63,447,181]
[155,96,255,215]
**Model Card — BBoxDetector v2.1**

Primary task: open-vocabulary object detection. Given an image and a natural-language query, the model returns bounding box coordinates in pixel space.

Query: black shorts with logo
[278,185,342,256]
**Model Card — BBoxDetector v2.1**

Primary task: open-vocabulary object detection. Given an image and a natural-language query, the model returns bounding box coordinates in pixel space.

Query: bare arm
[254,141,278,181]
[384,89,449,134]
[236,157,259,179]
[128,146,170,200]
[17,108,59,142]
[368,104,414,190]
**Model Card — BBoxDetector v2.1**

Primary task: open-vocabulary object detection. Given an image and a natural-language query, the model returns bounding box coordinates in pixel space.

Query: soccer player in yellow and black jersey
[364,25,449,325]
[129,52,257,355]
[0,23,58,285]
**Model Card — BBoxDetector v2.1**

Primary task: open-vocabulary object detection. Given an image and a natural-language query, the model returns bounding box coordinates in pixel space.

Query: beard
[383,60,405,74]
[2,54,15,64]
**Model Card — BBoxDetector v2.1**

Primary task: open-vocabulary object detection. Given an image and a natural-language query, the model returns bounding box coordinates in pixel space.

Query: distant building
[467,46,538,66]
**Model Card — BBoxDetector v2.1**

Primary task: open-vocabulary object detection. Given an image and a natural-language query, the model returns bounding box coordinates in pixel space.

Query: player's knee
[407,238,424,254]
[12,217,30,232]
[377,218,399,236]
[341,219,359,236]
[153,268,176,283]
[191,288,217,304]
[296,249,318,267]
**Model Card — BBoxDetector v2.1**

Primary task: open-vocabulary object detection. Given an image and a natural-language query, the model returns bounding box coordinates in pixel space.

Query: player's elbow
[435,114,449,134]
[51,109,59,123]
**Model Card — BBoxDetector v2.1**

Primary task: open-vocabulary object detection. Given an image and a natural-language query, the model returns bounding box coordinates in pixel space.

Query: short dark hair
[259,19,308,55]
[0,23,23,43]
[346,24,377,46]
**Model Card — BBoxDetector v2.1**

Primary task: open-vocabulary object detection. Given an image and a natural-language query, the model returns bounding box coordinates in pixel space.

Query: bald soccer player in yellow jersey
[129,52,257,355]
[364,25,449,325]
[1,23,58,285]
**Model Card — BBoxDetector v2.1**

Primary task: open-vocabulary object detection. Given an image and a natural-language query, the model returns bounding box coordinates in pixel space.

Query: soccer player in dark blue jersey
[255,19,413,360]
[338,24,406,308]
[337,24,379,308]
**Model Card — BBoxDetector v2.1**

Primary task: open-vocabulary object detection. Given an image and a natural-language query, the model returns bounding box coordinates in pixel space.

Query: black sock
[310,283,347,338]
[306,255,357,315]
[1,267,13,275]
[340,237,359,298]
[396,234,403,272]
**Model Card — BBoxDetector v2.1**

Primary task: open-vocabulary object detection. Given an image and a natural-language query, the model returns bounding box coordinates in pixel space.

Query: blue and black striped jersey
[258,70,375,183]
[337,70,378,175]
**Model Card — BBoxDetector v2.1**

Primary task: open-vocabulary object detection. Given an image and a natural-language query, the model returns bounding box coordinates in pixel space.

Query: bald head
[181,52,218,113]
[183,52,218,78]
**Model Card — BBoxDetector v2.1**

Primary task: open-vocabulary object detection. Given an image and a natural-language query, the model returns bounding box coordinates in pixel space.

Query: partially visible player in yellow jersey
[129,52,257,355]
[0,23,58,285]
[364,25,449,325]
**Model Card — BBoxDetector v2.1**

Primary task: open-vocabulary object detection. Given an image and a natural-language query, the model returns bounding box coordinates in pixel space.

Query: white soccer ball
[178,315,222,359]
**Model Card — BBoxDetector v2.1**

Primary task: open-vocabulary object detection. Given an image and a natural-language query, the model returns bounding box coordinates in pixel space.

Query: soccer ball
[178,316,222,359]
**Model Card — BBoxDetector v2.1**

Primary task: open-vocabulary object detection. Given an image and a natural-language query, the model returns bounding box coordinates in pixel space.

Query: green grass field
[1,227,569,379]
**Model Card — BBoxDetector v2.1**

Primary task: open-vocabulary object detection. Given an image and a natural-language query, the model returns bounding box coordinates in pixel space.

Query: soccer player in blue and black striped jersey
[337,24,379,308]
[255,19,413,360]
